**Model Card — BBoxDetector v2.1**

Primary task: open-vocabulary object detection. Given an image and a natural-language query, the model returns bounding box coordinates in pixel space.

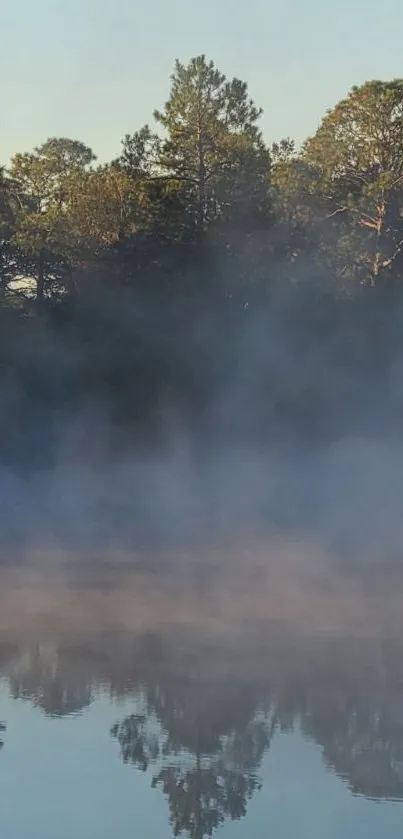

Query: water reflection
[111,677,272,838]
[0,556,403,836]
[8,642,94,716]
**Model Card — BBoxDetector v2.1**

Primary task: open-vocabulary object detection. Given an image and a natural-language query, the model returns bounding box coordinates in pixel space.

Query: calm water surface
[0,546,403,838]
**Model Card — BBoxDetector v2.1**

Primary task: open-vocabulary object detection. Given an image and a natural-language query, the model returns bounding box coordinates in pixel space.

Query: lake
[0,542,402,838]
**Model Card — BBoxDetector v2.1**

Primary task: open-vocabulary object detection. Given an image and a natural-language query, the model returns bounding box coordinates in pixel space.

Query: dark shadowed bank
[1,290,403,563]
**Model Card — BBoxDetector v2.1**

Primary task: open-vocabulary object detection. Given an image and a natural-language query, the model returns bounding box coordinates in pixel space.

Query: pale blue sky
[2,0,403,165]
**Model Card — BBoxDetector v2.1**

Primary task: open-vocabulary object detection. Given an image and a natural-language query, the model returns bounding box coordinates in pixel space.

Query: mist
[2,65,403,583]
[1,280,403,575]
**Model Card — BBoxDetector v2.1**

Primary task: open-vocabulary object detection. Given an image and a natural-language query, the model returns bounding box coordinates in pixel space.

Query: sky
[2,0,403,165]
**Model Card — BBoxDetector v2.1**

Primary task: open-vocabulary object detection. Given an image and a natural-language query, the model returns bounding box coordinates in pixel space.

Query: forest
[2,55,403,465]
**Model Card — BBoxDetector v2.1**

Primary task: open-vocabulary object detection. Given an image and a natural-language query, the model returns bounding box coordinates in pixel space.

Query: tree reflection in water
[1,576,403,836]
[111,693,272,839]
[109,634,403,835]
[112,680,272,839]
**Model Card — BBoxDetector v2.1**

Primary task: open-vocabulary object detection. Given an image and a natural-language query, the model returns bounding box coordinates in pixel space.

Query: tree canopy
[1,59,403,458]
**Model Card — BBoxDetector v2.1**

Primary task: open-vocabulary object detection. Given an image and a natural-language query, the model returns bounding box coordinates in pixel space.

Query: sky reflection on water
[0,554,402,838]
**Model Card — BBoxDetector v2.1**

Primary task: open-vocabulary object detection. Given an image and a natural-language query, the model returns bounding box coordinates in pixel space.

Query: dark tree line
[2,59,403,462]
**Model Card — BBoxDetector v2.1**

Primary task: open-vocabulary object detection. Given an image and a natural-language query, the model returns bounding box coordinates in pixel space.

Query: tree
[268,140,353,294]
[113,125,161,177]
[0,167,18,290]
[67,164,140,249]
[8,138,96,305]
[153,55,269,241]
[303,80,403,286]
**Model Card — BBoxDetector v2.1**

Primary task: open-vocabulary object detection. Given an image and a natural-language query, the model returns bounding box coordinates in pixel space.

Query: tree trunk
[369,199,386,286]
[36,247,45,308]
[197,124,206,243]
